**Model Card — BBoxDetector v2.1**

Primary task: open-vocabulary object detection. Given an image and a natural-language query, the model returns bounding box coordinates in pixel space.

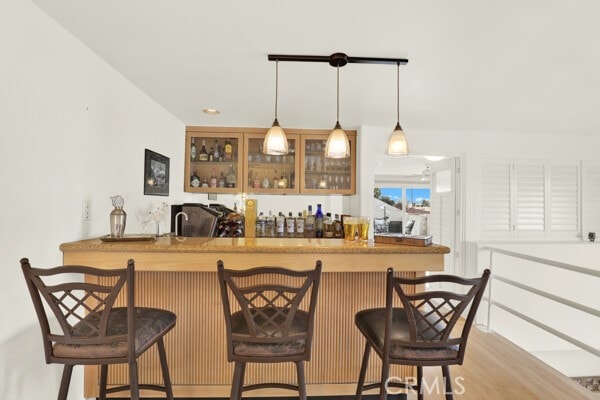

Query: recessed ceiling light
[423,155,445,162]
[203,108,220,115]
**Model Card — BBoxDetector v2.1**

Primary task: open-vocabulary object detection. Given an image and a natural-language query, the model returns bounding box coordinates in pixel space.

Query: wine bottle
[305,205,315,238]
[190,138,197,161]
[226,164,236,188]
[224,138,233,161]
[199,140,208,161]
[210,168,217,188]
[191,170,200,187]
[315,204,324,238]
[286,212,296,237]
[296,212,305,237]
[208,147,214,162]
[276,212,285,237]
[218,171,226,188]
[334,214,343,238]
[213,140,220,160]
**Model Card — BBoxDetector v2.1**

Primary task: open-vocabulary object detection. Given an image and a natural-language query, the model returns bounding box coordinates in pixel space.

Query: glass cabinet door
[243,133,299,194]
[300,134,356,195]
[185,130,244,193]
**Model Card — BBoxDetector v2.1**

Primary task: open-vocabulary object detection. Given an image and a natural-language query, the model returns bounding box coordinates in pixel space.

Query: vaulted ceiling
[33,0,600,136]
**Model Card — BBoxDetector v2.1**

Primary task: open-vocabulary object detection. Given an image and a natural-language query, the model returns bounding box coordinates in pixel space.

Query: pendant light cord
[336,65,340,123]
[396,62,400,124]
[275,60,279,120]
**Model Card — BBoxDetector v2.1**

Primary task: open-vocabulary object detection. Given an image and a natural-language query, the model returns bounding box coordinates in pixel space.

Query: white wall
[0,0,184,398]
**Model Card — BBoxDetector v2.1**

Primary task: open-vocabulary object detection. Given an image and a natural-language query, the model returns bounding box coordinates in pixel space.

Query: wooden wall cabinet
[243,133,300,194]
[299,132,356,195]
[185,126,356,195]
[184,128,244,193]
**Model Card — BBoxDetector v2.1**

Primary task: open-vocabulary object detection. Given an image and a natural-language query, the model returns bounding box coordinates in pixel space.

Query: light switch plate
[82,201,92,221]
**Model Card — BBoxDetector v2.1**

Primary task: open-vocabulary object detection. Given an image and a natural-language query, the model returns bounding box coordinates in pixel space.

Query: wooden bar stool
[355,268,490,400]
[217,260,322,400]
[20,258,176,400]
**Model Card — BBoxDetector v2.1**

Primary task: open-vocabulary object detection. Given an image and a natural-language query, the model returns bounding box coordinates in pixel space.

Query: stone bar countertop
[61,236,449,272]
[60,236,450,254]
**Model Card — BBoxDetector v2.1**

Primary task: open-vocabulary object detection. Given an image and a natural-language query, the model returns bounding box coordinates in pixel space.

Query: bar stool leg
[416,366,424,400]
[157,337,174,400]
[99,364,108,400]
[129,360,140,400]
[296,361,307,400]
[58,365,73,400]
[355,342,371,400]
[230,361,246,400]
[442,365,453,400]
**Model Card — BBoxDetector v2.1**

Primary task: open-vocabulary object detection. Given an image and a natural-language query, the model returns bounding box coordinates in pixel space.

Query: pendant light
[263,60,289,155]
[325,62,350,158]
[386,62,409,157]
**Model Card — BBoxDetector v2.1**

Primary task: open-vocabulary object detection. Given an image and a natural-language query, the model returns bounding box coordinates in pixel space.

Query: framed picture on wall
[144,149,170,196]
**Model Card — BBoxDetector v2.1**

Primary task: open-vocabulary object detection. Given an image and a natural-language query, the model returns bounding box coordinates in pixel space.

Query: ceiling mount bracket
[329,53,348,67]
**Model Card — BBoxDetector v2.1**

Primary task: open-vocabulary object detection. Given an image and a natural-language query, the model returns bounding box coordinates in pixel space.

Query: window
[374,187,430,235]
[480,159,580,238]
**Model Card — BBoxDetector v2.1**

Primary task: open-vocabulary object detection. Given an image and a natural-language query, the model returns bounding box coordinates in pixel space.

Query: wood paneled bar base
[60,237,449,398]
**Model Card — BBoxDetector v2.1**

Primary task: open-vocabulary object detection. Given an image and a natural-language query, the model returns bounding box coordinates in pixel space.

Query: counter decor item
[109,195,126,238]
[374,233,433,247]
[144,149,170,196]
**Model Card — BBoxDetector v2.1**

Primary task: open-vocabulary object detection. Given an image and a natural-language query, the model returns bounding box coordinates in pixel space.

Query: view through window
[373,187,430,235]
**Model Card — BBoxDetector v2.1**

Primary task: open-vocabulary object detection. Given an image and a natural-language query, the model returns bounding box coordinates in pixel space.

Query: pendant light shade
[386,63,409,157]
[263,60,289,155]
[325,64,350,158]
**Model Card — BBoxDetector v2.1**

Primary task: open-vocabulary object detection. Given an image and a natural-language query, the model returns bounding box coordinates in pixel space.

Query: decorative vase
[109,195,126,238]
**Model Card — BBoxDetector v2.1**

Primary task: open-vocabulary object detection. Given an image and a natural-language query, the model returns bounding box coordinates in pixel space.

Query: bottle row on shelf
[247,169,295,189]
[255,205,343,239]
[190,165,236,188]
[190,138,236,162]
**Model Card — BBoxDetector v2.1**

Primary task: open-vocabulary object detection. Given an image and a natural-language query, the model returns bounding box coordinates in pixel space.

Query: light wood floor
[399,325,598,400]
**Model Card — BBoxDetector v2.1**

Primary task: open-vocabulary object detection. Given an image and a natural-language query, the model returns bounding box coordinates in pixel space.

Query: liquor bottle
[262,174,270,188]
[226,164,236,188]
[279,170,288,189]
[213,140,220,160]
[296,211,305,238]
[256,212,266,237]
[218,171,226,188]
[217,141,223,161]
[210,168,217,188]
[224,138,233,161]
[286,212,296,237]
[305,205,315,238]
[276,212,285,237]
[334,214,343,238]
[315,204,324,238]
[324,212,334,238]
[253,172,261,188]
[191,170,200,187]
[290,170,295,189]
[199,140,209,161]
[190,138,197,161]
[272,170,279,189]
[208,147,214,162]
[201,176,209,187]
[266,211,275,237]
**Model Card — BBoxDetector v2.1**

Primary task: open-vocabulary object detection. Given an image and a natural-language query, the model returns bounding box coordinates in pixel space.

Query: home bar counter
[60,237,450,398]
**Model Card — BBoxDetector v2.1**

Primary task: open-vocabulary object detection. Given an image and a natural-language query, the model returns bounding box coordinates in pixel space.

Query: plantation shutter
[549,162,580,237]
[481,161,511,236]
[513,161,546,236]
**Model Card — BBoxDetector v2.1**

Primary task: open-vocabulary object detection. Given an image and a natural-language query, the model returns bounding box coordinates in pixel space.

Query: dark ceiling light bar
[267,52,410,158]
[267,53,408,66]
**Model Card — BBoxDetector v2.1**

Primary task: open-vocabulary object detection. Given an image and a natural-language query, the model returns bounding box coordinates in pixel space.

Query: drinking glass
[358,217,370,241]
[343,217,357,241]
